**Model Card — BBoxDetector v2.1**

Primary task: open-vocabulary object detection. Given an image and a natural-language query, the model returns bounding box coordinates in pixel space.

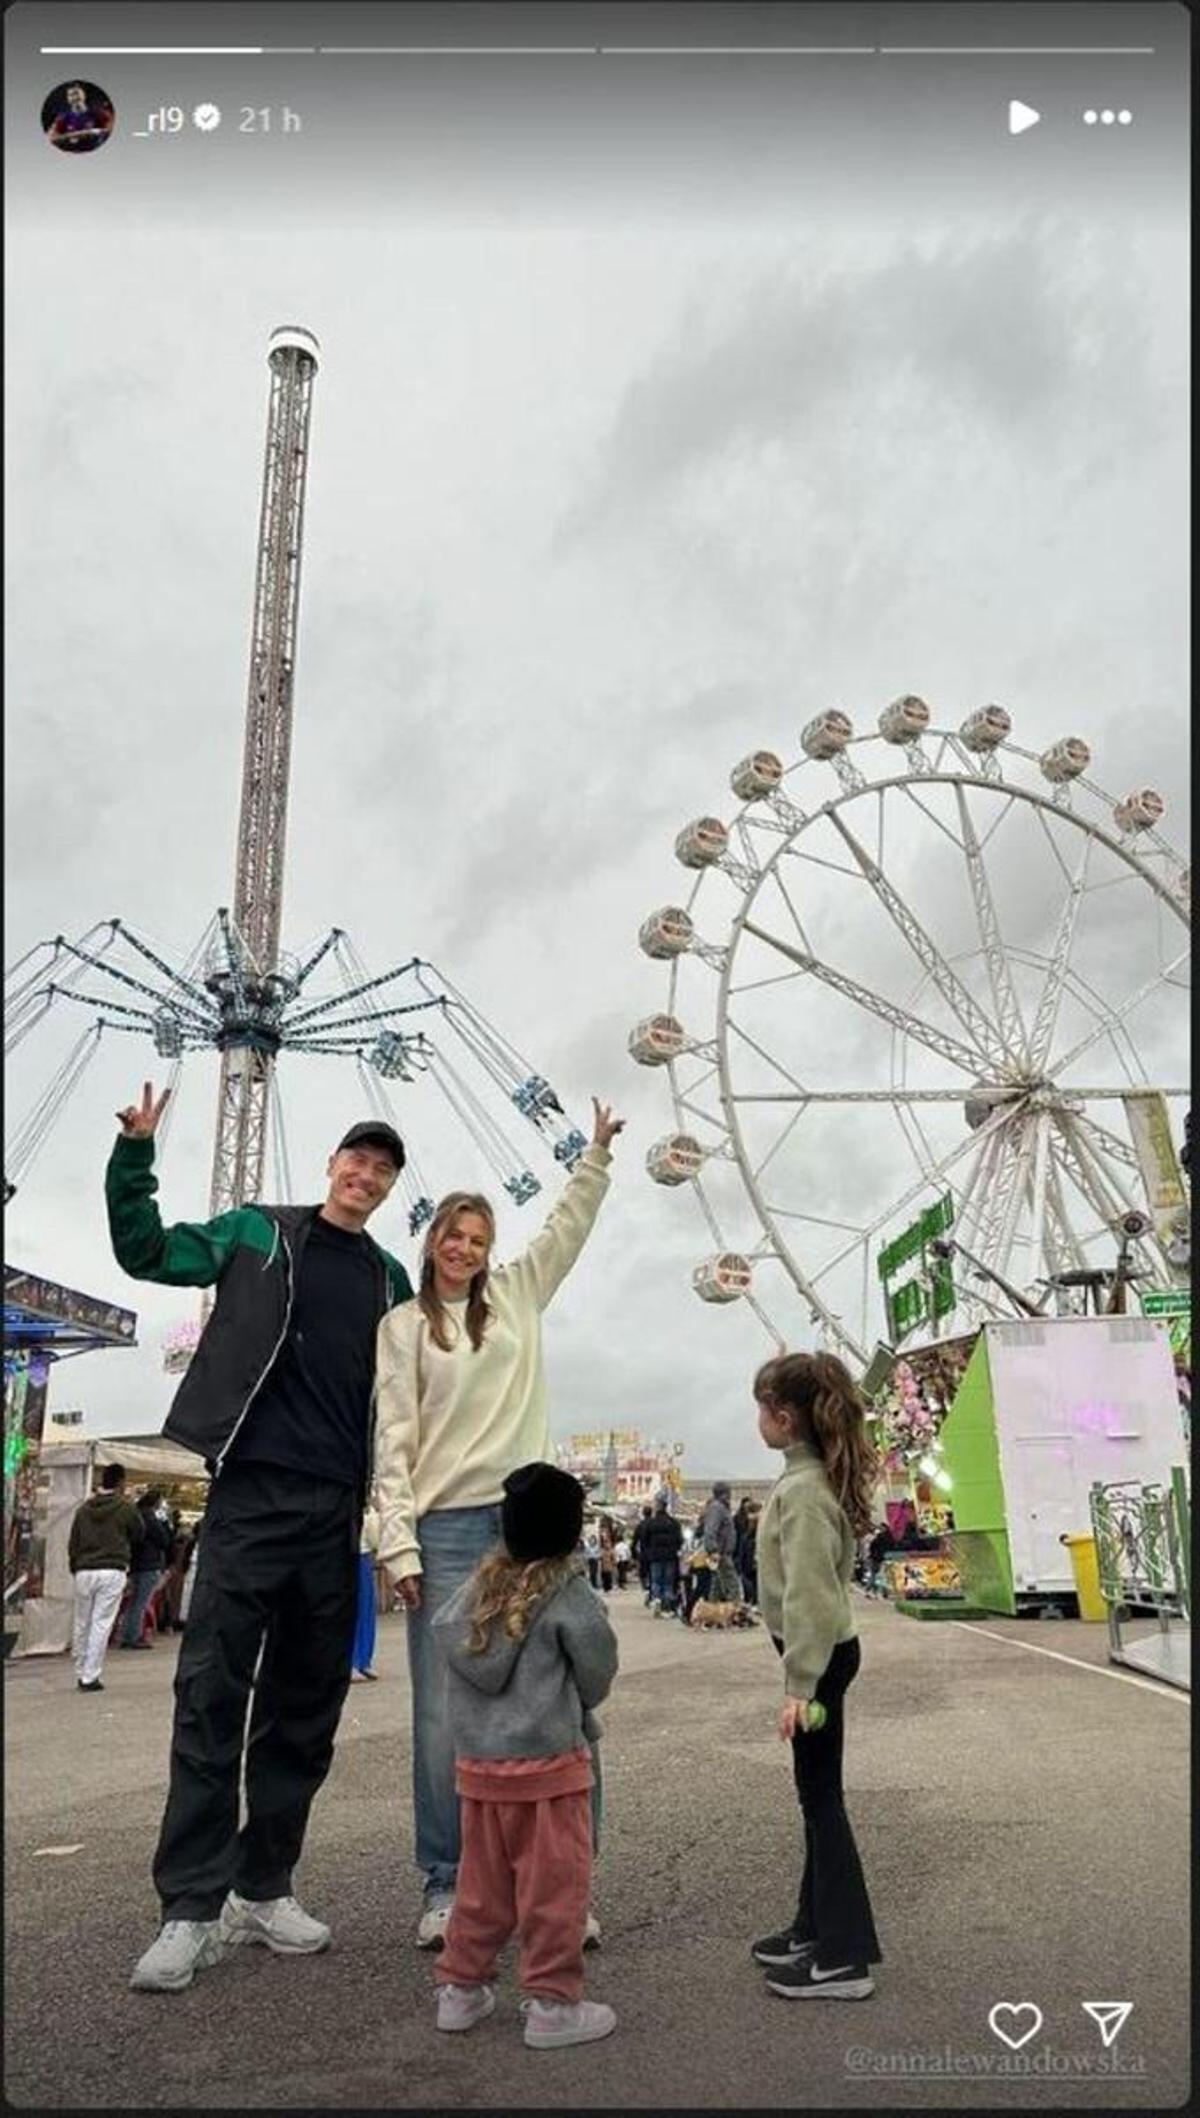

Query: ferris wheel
[630,700,1190,1366]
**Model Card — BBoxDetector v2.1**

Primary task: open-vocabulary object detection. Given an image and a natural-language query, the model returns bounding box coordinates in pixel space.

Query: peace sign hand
[590,1098,626,1151]
[116,1081,171,1139]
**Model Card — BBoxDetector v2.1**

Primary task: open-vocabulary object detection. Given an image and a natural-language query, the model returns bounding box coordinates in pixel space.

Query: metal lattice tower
[208,326,319,1217]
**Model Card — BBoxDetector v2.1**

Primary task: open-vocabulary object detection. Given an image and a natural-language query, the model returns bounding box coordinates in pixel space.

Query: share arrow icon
[1082,2002,1134,2048]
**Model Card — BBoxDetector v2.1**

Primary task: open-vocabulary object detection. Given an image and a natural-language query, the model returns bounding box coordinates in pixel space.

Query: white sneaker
[583,1909,602,1949]
[416,1897,454,1949]
[219,1890,331,1954]
[130,1918,224,1993]
[436,1981,496,2033]
[524,1997,617,2049]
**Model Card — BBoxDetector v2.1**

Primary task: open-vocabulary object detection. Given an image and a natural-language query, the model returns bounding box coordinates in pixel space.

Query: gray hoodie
[431,1558,618,1762]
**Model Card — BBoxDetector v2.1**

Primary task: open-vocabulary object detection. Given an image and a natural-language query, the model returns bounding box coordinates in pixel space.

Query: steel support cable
[421,964,531,1085]
[288,926,345,993]
[54,935,215,1033]
[5,1022,106,1179]
[5,923,120,1044]
[283,938,423,1033]
[112,919,216,1013]
[424,1047,525,1183]
[268,1068,294,1202]
[152,1058,184,1163]
[353,1054,434,1211]
[4,992,57,1056]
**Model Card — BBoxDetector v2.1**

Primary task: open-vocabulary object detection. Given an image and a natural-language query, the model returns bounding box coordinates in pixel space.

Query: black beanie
[502,1462,585,1563]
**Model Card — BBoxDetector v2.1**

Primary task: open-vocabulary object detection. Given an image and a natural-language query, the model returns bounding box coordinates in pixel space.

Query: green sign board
[878,1193,955,1344]
[1140,1288,1192,1317]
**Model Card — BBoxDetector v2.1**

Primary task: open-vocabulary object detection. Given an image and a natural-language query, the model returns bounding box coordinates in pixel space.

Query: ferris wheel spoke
[1043,1150,1089,1275]
[954,782,1031,1066]
[1024,1112,1052,1285]
[725,1012,812,1095]
[1050,947,1191,1080]
[811,1101,1013,1285]
[892,1094,941,1186]
[740,919,985,1077]
[1050,1113,1167,1278]
[969,1122,1027,1274]
[748,1103,809,1188]
[993,1117,1041,1282]
[826,809,1011,1075]
[1028,831,1094,1073]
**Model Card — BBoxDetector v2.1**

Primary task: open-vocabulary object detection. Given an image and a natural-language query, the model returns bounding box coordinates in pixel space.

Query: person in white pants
[67,1461,144,1692]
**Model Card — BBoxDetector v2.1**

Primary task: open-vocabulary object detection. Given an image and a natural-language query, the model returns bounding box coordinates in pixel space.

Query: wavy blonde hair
[753,1350,879,1538]
[465,1548,578,1655]
[419,1191,496,1352]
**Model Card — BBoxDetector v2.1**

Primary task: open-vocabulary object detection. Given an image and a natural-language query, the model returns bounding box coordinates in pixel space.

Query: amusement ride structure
[5,330,586,1368]
[633,704,1190,1363]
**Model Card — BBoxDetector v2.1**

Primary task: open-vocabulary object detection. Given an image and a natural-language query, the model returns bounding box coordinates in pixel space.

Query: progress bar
[39,44,1158,57]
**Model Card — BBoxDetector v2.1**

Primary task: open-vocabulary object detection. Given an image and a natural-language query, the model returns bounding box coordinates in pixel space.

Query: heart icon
[987,2002,1043,2050]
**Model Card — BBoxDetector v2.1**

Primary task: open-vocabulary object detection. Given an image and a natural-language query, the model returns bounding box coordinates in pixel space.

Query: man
[702,1480,741,1602]
[641,1491,683,1615]
[120,1487,174,1649]
[68,1461,144,1691]
[48,81,115,151]
[106,1081,412,1993]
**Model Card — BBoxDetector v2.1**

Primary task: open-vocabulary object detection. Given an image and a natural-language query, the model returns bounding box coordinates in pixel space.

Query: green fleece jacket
[756,1441,857,1700]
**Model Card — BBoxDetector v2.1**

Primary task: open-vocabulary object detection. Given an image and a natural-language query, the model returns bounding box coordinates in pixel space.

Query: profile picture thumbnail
[41,80,116,154]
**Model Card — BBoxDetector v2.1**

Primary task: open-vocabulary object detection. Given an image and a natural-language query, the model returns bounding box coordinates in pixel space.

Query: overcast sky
[5,16,1189,1472]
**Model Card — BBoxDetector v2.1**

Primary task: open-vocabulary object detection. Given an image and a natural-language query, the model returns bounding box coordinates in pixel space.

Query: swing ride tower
[208,326,319,1216]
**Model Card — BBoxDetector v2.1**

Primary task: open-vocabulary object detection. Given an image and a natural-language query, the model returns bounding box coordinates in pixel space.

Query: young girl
[751,1351,882,2001]
[429,1461,618,2050]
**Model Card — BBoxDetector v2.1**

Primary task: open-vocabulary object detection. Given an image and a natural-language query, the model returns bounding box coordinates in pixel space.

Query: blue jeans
[121,1569,161,1646]
[406,1504,503,1901]
[648,1559,678,1612]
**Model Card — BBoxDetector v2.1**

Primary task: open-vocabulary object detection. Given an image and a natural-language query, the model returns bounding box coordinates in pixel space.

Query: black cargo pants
[152,1460,359,1921]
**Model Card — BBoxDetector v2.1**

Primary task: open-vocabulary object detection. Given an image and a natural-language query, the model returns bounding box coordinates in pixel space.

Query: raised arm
[106,1083,250,1287]
[506,1097,624,1312]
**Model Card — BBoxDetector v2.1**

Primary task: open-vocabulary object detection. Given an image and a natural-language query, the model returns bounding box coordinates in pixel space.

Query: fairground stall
[17,1434,207,1656]
[4,1264,137,1653]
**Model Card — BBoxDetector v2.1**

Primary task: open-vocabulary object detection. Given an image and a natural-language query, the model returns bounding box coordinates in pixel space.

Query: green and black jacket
[105,1134,413,1481]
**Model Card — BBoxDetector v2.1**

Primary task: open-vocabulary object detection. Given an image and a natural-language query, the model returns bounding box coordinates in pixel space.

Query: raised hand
[116,1081,171,1139]
[590,1098,626,1151]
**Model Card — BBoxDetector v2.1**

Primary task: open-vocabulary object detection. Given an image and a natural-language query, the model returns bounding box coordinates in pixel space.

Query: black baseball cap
[335,1121,406,1171]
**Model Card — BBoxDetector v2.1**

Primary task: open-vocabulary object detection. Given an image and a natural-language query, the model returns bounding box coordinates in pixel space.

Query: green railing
[1089,1472,1190,1623]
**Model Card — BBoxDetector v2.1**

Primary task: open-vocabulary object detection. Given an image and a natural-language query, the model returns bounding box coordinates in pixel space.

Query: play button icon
[1008,100,1041,135]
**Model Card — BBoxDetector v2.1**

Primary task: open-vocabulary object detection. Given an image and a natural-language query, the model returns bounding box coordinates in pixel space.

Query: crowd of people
[83,1077,882,2048]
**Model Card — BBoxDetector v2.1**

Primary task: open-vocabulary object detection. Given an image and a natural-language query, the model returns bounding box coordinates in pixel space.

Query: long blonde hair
[419,1191,495,1352]
[754,1351,878,1538]
[465,1548,578,1654]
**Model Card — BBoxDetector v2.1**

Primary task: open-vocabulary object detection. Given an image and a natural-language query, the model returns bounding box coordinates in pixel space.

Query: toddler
[430,1461,618,2048]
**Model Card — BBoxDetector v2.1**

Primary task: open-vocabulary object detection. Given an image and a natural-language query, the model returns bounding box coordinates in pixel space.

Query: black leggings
[786,1636,881,1966]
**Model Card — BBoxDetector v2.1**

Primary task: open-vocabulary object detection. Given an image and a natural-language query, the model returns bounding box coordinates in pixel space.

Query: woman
[597,1517,615,1595]
[376,1096,623,1949]
[750,1351,882,2001]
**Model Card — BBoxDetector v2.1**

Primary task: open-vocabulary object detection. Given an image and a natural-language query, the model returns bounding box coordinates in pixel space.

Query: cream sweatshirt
[374,1145,611,1580]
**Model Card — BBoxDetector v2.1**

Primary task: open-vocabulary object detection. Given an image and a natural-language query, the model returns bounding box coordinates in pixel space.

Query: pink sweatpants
[434,1786,592,2003]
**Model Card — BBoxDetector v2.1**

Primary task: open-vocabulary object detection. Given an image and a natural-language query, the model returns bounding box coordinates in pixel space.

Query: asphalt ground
[3,1592,1190,2111]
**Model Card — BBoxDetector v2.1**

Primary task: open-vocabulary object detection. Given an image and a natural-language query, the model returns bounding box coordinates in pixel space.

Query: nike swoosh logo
[812,1965,855,1981]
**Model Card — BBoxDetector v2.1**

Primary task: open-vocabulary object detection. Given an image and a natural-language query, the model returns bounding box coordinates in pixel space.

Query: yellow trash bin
[1062,1533,1107,1622]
